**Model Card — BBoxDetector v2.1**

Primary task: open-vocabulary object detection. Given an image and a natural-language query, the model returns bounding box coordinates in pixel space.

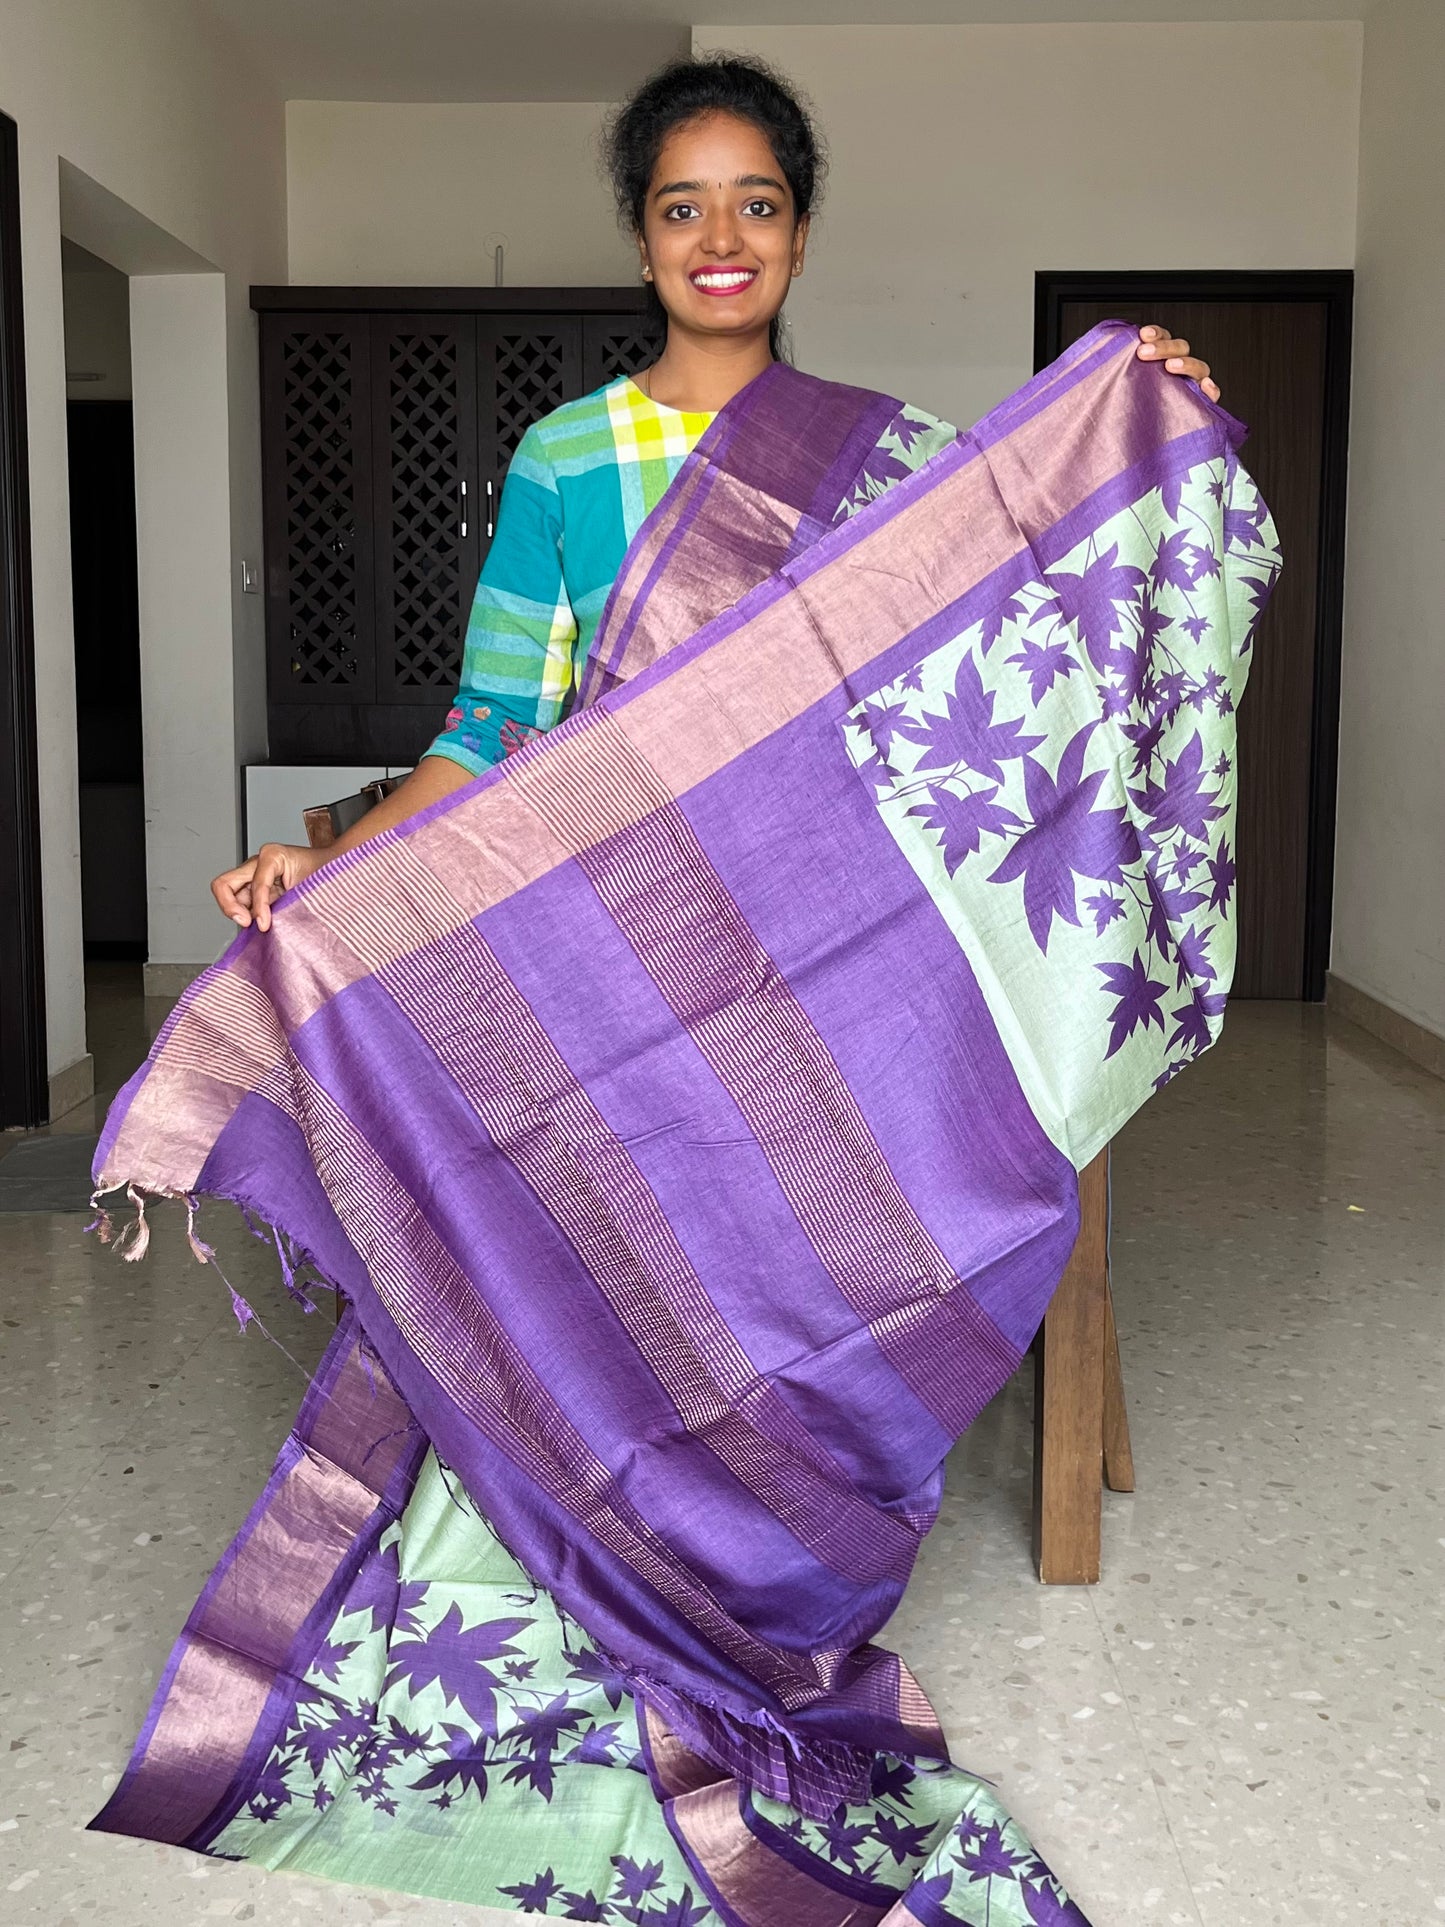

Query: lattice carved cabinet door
[261,315,376,706]
[582,316,661,393]
[476,317,582,567]
[371,316,480,706]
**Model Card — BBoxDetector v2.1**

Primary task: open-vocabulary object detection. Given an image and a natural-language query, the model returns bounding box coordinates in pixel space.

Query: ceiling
[194,0,1374,103]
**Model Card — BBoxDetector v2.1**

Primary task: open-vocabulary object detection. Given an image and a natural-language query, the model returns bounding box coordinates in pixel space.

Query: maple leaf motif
[1084,890,1127,937]
[611,1856,665,1902]
[857,448,912,494]
[1189,545,1221,584]
[346,1537,401,1635]
[566,1720,624,1766]
[859,696,914,757]
[499,1869,563,1910]
[1046,543,1147,674]
[818,1805,873,1868]
[1168,994,1214,1058]
[384,1714,430,1759]
[898,661,925,694]
[1142,869,1205,954]
[1171,845,1206,883]
[295,1703,375,1776]
[1123,716,1165,780]
[872,1812,936,1862]
[1097,677,1132,719]
[1215,688,1235,716]
[504,1657,537,1682]
[647,1893,713,1927]
[963,1823,1027,1882]
[1022,1875,1093,1925]
[1179,614,1212,644]
[978,592,1031,655]
[567,1644,628,1711]
[558,1891,609,1921]
[1128,732,1225,846]
[1239,573,1277,623]
[1150,529,1196,595]
[907,783,1024,875]
[311,1637,357,1683]
[247,1761,293,1822]
[1211,751,1231,778]
[1007,635,1078,705]
[1225,504,1267,552]
[1206,838,1236,915]
[1159,472,1185,521]
[890,409,932,452]
[312,1783,333,1810]
[896,653,1044,783]
[383,1604,533,1737]
[869,1756,917,1804]
[987,727,1140,952]
[1097,951,1169,1058]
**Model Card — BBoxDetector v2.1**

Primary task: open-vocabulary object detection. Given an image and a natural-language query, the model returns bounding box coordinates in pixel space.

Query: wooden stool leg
[1032,1149,1109,1584]
[1102,1278,1135,1494]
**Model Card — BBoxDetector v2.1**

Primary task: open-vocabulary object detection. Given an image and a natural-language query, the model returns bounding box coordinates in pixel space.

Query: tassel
[227,1283,257,1334]
[117,1185,151,1263]
[185,1194,218,1266]
[272,1226,319,1313]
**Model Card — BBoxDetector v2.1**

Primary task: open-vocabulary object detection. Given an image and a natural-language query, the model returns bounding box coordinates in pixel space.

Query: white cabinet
[243,765,412,852]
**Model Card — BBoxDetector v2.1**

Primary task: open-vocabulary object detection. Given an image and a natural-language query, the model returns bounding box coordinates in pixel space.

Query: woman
[101,54,1264,1927]
[213,56,1218,937]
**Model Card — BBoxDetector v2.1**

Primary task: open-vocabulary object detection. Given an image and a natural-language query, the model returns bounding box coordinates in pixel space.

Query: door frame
[0,108,47,1127]
[1035,269,1353,1002]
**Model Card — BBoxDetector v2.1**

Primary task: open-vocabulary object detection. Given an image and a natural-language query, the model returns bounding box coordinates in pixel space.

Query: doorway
[1036,272,1352,1001]
[62,241,145,967]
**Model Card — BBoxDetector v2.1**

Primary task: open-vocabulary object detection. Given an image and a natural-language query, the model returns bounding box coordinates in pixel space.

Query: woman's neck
[640,329,776,413]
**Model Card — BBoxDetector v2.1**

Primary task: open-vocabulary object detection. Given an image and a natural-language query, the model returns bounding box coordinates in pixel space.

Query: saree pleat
[89,322,1280,1923]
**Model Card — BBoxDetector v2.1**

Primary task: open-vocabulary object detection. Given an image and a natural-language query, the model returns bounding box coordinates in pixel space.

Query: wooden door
[581,314,661,396]
[370,315,478,712]
[475,316,583,574]
[1043,281,1350,1000]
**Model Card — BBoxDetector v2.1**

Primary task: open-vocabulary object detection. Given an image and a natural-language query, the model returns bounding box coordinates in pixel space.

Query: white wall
[1332,0,1445,1040]
[287,101,634,286]
[0,0,286,1095]
[62,243,131,399]
[694,23,1361,430]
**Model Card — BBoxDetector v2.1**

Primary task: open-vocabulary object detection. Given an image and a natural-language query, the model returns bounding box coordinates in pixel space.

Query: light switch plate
[240,558,260,594]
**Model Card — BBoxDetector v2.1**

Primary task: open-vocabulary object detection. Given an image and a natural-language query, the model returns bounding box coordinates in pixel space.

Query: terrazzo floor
[1,970,1441,1925]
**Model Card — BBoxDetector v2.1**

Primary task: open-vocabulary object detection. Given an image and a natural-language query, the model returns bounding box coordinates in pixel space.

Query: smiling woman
[92,49,1278,1927]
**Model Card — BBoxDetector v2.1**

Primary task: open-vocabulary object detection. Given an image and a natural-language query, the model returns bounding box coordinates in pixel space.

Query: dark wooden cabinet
[254,287,656,765]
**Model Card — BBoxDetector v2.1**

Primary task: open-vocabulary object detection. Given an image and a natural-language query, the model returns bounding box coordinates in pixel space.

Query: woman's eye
[664,203,699,222]
[744,199,777,217]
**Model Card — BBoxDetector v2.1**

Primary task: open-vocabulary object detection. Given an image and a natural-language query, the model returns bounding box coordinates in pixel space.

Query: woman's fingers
[1137,324,1222,403]
[211,857,259,927]
[250,846,291,934]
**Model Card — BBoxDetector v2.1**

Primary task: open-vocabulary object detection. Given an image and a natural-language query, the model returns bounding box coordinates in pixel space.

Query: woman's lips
[688,268,759,297]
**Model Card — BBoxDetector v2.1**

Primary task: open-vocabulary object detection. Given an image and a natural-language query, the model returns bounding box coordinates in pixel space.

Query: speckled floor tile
[1,987,1441,1925]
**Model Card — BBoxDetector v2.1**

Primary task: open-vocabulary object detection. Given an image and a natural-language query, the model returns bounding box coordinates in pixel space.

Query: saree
[89,321,1281,1924]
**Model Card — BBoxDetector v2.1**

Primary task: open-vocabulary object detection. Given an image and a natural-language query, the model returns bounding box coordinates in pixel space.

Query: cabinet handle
[486,478,495,539]
[460,478,468,540]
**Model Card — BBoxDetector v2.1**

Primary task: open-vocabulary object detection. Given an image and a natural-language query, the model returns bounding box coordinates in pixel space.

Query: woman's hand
[211,842,325,933]
[1136,323,1221,403]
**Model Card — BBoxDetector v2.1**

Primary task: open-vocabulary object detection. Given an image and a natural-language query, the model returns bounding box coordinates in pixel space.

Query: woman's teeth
[691,270,757,290]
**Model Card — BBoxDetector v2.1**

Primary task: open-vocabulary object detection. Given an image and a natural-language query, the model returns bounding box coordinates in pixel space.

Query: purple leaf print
[858,448,913,493]
[295,1703,376,1776]
[1142,870,1204,955]
[872,1812,937,1862]
[1168,995,1214,1058]
[384,1604,533,1737]
[346,1538,401,1635]
[1123,716,1165,779]
[1151,668,1190,715]
[899,661,925,694]
[913,1871,955,1906]
[869,1757,917,1803]
[1211,751,1231,778]
[1239,573,1276,623]
[860,696,915,757]
[1179,613,1212,643]
[1022,1875,1093,1925]
[1149,529,1196,595]
[1128,732,1225,847]
[1172,922,1216,988]
[1007,636,1078,705]
[907,784,1024,875]
[978,592,1031,656]
[311,1637,357,1683]
[611,1856,665,1902]
[499,1869,563,1911]
[1085,890,1126,937]
[247,1761,294,1821]
[1224,503,1267,552]
[1206,838,1236,916]
[647,1894,712,1927]
[312,1783,334,1810]
[558,1892,609,1922]
[890,409,931,453]
[566,1720,624,1766]
[1097,951,1169,1058]
[1046,543,1147,676]
[505,1657,538,1682]
[896,654,1045,783]
[1189,545,1221,584]
[987,726,1140,952]
[962,1823,1026,1882]
[567,1644,629,1711]
[1159,471,1185,521]
[818,1807,873,1869]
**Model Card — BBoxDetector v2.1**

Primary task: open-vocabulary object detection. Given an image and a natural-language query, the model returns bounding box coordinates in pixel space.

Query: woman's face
[638,110,807,346]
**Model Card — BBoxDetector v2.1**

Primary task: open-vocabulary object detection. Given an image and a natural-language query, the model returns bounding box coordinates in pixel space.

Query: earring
[642,265,652,281]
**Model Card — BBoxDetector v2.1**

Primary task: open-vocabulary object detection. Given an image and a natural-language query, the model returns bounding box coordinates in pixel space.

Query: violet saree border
[90,1309,426,1848]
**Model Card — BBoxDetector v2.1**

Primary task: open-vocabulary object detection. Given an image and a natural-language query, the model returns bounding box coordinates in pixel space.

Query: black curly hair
[602,52,826,362]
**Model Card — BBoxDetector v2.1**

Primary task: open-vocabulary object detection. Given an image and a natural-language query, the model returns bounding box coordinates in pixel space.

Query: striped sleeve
[424,424,580,775]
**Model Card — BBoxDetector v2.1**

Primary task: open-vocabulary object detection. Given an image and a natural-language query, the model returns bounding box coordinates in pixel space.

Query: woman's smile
[688,266,760,295]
